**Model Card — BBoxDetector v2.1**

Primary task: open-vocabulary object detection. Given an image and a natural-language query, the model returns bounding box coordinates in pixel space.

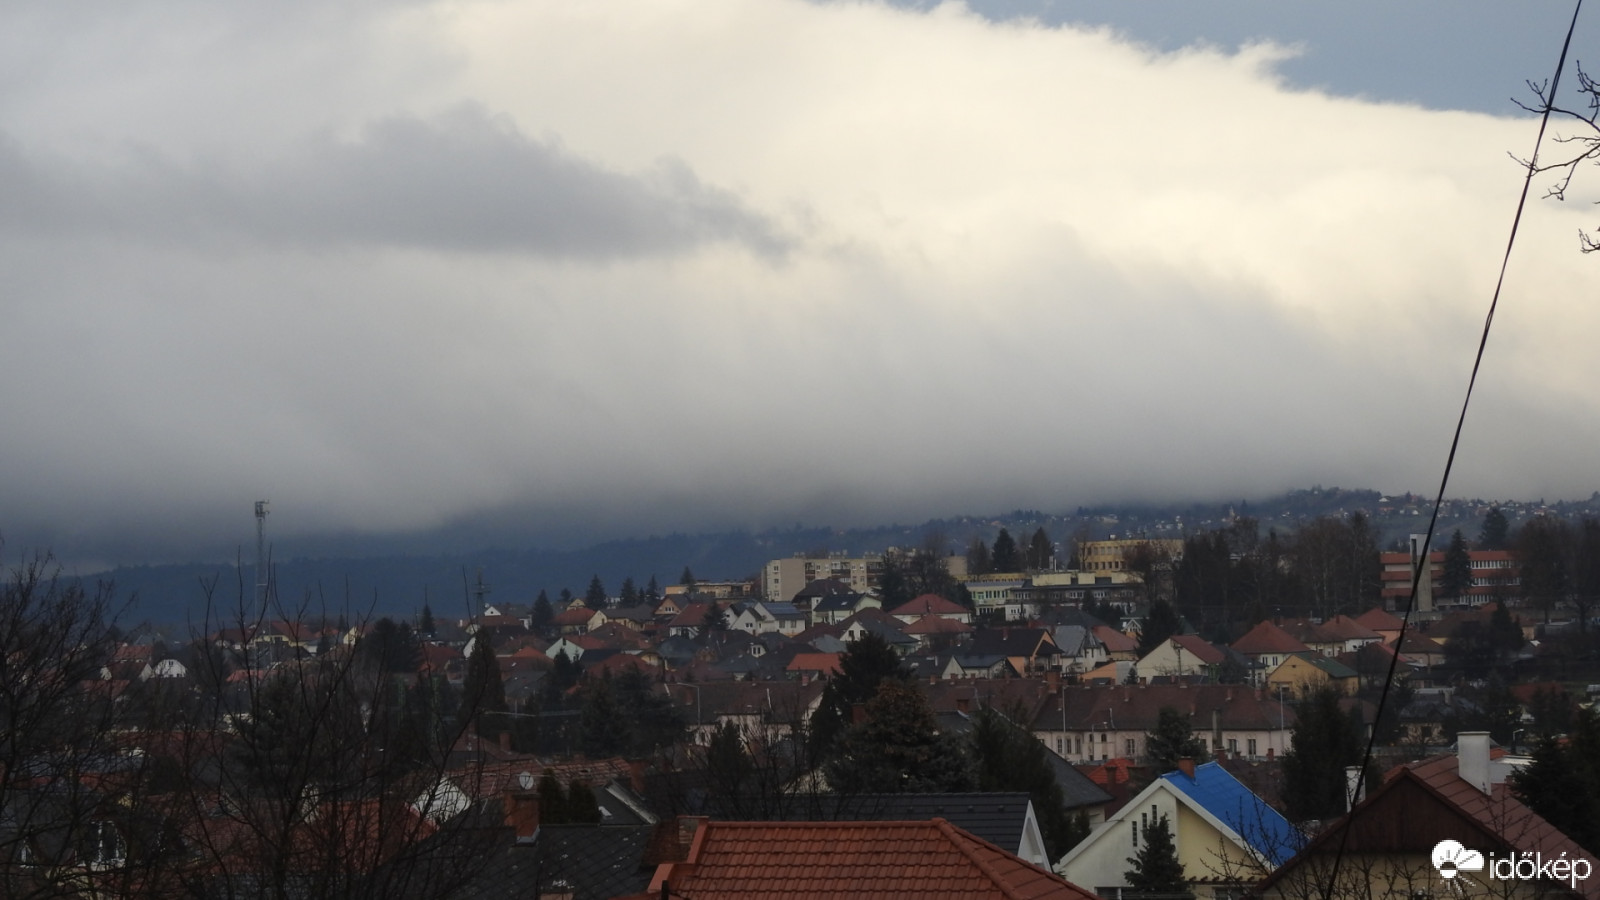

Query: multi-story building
[1380,540,1519,610]
[762,552,967,603]
[1075,538,1184,574]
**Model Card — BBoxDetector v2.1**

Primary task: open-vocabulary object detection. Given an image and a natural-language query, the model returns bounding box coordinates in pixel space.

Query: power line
[1320,5,1584,898]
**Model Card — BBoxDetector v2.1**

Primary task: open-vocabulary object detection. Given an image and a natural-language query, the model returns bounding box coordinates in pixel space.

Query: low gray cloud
[0,0,1596,572]
[0,107,788,258]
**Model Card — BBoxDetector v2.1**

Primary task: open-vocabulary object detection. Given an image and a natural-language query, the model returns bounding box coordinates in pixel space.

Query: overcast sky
[5,1,1599,569]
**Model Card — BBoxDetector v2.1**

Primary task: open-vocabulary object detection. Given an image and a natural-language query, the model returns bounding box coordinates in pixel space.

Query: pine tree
[418,602,436,636]
[537,771,569,824]
[619,576,639,606]
[644,575,661,604]
[1124,813,1190,897]
[1144,707,1203,773]
[566,779,602,823]
[1026,527,1054,572]
[991,529,1021,573]
[970,705,1079,858]
[1138,599,1182,656]
[1282,687,1364,821]
[966,536,992,576]
[1439,530,1473,601]
[532,590,553,628]
[461,631,507,725]
[824,680,975,794]
[680,566,696,588]
[1481,507,1510,550]
[584,575,608,610]
[577,674,631,757]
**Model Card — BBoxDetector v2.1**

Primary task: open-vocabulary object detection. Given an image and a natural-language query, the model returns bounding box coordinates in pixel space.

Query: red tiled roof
[1167,633,1225,664]
[785,652,842,675]
[1090,625,1137,653]
[904,614,975,635]
[1318,614,1383,642]
[1230,621,1310,655]
[647,819,1100,900]
[552,607,596,626]
[891,593,969,617]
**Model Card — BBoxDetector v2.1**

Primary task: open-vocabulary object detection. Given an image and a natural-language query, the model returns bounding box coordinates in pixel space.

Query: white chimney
[1458,731,1492,794]
[1344,766,1365,811]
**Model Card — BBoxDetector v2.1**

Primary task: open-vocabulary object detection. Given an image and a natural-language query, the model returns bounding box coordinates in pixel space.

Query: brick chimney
[503,788,540,842]
[1177,757,1196,779]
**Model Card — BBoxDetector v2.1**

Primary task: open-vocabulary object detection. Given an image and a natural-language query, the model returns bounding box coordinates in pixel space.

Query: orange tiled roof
[891,593,969,617]
[647,819,1100,900]
[1230,620,1310,655]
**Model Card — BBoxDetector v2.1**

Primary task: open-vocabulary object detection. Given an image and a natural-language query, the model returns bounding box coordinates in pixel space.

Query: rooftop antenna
[255,500,270,620]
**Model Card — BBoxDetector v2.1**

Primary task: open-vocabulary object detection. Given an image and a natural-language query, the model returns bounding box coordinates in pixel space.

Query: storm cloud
[2,0,1597,568]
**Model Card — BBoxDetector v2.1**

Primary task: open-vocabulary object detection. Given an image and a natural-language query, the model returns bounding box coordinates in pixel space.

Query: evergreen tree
[1281,687,1364,822]
[1124,813,1190,898]
[1026,527,1054,572]
[680,566,696,588]
[584,575,608,610]
[1439,530,1473,602]
[419,603,436,637]
[966,536,992,576]
[644,575,661,604]
[537,771,569,824]
[461,631,507,727]
[970,705,1079,858]
[577,674,631,757]
[1511,708,1600,854]
[991,528,1021,573]
[1481,506,1511,550]
[701,601,726,635]
[558,587,574,607]
[825,680,975,794]
[811,632,908,757]
[1138,598,1182,656]
[704,721,757,816]
[1144,707,1203,773]
[532,590,553,628]
[619,576,639,606]
[613,667,684,754]
[1518,516,1570,624]
[566,779,602,823]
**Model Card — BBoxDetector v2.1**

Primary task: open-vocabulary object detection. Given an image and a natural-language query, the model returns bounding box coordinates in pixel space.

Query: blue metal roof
[1161,761,1301,866]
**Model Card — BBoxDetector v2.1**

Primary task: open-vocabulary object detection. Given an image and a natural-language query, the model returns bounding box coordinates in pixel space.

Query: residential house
[1091,625,1139,662]
[839,609,918,655]
[551,606,604,636]
[1265,651,1361,698]
[1135,634,1226,683]
[1050,625,1109,676]
[726,600,807,637]
[1230,621,1311,684]
[969,627,1060,676]
[904,614,975,649]
[809,590,878,626]
[1057,760,1299,899]
[1256,733,1598,900]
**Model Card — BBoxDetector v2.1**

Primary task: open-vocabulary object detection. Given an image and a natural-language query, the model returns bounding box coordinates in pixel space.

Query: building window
[1126,738,1136,757]
[1248,739,1257,756]
[1228,738,1238,754]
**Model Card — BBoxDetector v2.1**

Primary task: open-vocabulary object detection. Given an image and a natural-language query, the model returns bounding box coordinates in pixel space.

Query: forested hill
[82,487,1600,629]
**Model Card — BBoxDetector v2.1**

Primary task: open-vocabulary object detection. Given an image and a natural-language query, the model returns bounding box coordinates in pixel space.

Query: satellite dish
[518,771,534,790]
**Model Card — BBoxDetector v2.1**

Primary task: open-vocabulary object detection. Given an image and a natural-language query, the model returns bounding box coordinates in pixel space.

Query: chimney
[1458,731,1493,794]
[1177,757,1195,779]
[1211,708,1222,756]
[503,789,540,842]
[1344,766,1365,811]
[499,730,512,754]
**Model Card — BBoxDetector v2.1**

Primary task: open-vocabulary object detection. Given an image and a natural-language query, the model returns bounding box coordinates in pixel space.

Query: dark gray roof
[790,792,1039,854]
[444,824,655,900]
